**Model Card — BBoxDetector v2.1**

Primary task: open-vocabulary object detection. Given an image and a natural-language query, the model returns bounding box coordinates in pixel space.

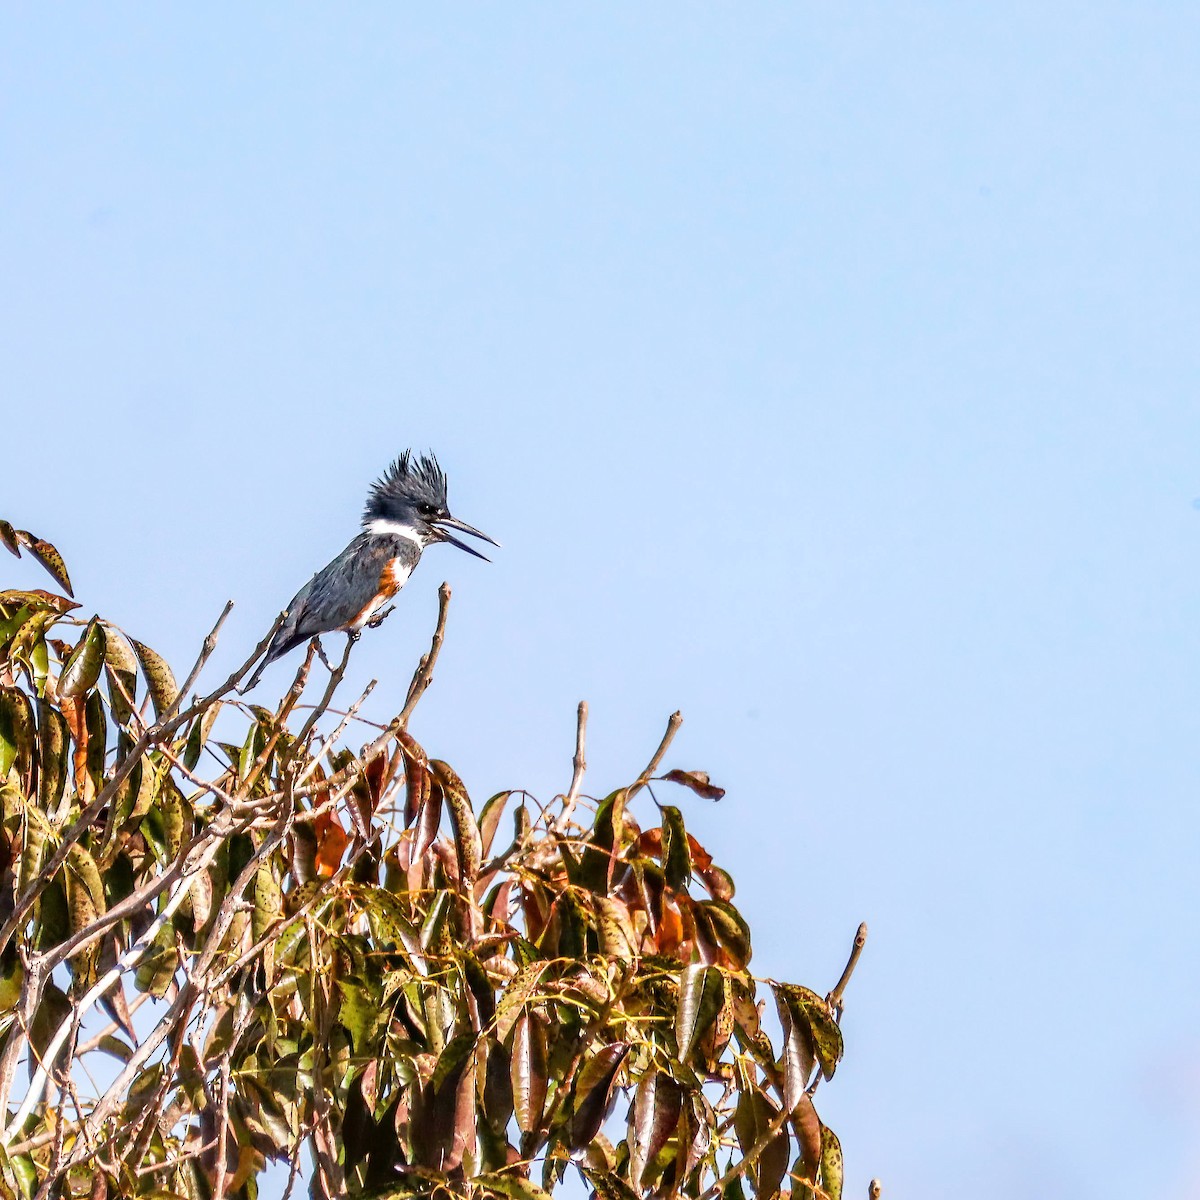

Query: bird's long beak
[433,515,500,562]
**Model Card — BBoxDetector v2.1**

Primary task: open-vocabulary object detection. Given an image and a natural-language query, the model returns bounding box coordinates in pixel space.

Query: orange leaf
[313,808,349,877]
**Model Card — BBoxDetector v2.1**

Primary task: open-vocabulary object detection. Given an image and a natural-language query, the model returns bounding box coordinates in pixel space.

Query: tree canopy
[0,521,865,1199]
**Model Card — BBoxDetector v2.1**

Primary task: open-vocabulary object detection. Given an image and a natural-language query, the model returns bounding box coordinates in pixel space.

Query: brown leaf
[662,768,725,802]
[313,808,349,877]
[15,530,73,597]
[792,1094,822,1183]
[510,1013,548,1134]
[430,758,482,886]
[629,1071,683,1188]
[568,1041,629,1149]
[0,589,78,615]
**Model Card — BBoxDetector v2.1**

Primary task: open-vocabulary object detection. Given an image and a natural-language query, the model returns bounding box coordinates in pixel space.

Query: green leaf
[133,922,178,997]
[339,979,385,1056]
[0,687,34,779]
[35,699,68,814]
[774,984,815,1111]
[252,862,283,942]
[778,984,844,1080]
[84,690,106,794]
[661,805,692,890]
[58,618,106,698]
[471,1174,554,1200]
[579,1168,641,1200]
[819,1123,844,1200]
[478,790,511,858]
[733,1089,789,1198]
[0,520,20,557]
[495,962,549,1043]
[101,625,139,725]
[675,964,723,1061]
[130,638,179,719]
[96,1034,134,1063]
[419,889,452,953]
[700,899,752,966]
[183,700,221,771]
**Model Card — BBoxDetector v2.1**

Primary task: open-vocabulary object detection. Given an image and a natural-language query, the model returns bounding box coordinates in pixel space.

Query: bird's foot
[367,605,395,629]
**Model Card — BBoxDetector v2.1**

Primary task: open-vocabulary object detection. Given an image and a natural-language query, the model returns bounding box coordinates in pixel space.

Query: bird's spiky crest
[363,451,448,523]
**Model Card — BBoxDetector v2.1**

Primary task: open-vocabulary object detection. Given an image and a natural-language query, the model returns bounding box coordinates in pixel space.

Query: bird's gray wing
[273,535,399,650]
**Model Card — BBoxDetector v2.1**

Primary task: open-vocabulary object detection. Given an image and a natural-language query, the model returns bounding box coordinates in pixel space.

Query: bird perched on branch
[241,452,496,691]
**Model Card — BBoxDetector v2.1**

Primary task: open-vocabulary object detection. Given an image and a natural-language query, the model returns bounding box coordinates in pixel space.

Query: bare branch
[552,701,588,834]
[828,921,868,1015]
[627,709,683,800]
[398,581,451,726]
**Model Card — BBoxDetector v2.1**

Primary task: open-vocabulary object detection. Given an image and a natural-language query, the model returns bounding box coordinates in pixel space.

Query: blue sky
[4,5,1200,1196]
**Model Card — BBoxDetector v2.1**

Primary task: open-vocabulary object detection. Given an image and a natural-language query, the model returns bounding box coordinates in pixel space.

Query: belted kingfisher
[241,452,496,691]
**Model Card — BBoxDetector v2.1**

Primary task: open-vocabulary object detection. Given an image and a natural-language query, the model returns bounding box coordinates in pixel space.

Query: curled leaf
[15,529,73,597]
[662,768,725,801]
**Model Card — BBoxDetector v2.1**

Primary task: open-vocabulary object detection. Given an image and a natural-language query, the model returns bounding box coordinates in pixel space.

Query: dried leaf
[15,530,73,596]
[662,768,725,801]
[792,1094,822,1183]
[313,808,349,877]
[430,758,482,886]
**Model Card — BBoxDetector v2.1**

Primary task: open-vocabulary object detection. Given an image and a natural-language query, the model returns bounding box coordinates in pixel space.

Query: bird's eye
[419,503,437,517]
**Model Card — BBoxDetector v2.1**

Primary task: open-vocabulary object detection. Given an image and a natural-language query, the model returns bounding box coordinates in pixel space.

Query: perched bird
[241,452,496,691]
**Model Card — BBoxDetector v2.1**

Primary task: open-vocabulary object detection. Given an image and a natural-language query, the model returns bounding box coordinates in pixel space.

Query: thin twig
[398,582,451,726]
[828,921,868,1016]
[627,710,683,800]
[289,635,356,754]
[698,1103,792,1200]
[0,607,284,958]
[552,701,588,833]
